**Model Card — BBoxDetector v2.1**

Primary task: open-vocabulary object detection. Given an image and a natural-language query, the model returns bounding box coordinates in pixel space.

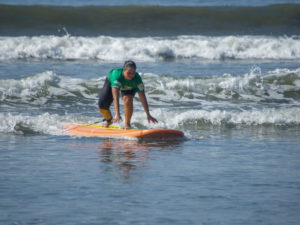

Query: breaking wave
[1,107,299,136]
[0,35,300,61]
[0,67,299,136]
[1,68,299,106]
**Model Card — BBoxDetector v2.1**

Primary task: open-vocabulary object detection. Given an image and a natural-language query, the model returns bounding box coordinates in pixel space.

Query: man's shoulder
[110,68,122,76]
[134,72,143,82]
[108,68,122,80]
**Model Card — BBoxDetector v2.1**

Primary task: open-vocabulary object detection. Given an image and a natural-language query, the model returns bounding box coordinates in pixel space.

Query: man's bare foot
[124,124,131,130]
[103,121,112,128]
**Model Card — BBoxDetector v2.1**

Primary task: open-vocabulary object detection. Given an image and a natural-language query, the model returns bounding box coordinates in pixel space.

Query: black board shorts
[98,78,137,109]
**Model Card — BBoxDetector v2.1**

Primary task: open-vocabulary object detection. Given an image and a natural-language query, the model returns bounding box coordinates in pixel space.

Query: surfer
[98,60,158,129]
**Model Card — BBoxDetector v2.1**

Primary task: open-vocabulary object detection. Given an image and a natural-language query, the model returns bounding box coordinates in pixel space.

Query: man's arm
[112,87,122,122]
[138,91,158,124]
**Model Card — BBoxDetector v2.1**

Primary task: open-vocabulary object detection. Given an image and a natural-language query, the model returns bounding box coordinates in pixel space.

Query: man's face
[123,67,136,80]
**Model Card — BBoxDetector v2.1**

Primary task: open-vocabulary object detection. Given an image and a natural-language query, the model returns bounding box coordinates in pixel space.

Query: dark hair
[123,60,136,70]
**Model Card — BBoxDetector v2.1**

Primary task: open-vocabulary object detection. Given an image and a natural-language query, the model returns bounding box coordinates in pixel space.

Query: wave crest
[1,35,300,61]
[144,68,300,103]
[1,68,300,107]
[0,71,103,105]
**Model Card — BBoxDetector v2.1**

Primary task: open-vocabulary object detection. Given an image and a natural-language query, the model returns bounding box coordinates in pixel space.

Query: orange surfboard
[64,123,184,139]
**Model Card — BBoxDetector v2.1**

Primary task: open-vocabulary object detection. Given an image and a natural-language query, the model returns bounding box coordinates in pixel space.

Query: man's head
[123,60,136,80]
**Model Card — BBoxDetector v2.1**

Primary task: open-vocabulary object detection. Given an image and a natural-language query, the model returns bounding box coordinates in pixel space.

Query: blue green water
[1,0,300,224]
[1,58,300,225]
[1,0,299,6]
[1,131,300,225]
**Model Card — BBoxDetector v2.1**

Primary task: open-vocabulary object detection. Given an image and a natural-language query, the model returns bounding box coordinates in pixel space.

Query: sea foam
[0,35,300,61]
[1,68,299,106]
[1,106,299,136]
[1,68,299,137]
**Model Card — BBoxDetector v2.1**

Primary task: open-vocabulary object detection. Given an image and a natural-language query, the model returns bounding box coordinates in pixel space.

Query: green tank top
[107,68,144,92]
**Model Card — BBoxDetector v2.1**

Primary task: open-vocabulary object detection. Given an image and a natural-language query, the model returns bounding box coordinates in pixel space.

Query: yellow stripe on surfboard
[78,124,137,130]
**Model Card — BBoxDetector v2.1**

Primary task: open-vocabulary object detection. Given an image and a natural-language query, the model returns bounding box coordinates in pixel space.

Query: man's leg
[98,78,113,127]
[98,107,112,127]
[123,95,134,129]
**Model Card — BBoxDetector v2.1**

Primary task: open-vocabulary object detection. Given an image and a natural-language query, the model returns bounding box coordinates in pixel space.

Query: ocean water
[2,0,300,6]
[1,0,300,225]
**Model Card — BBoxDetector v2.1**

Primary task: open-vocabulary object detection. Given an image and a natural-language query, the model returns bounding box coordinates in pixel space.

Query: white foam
[0,112,102,135]
[143,67,300,104]
[1,67,300,110]
[1,67,300,138]
[0,112,62,135]
[132,107,300,129]
[0,71,104,105]
[0,35,300,61]
[1,105,299,138]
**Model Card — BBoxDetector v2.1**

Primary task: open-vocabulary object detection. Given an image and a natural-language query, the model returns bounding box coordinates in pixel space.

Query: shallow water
[1,130,300,225]
[1,57,300,225]
[1,65,300,223]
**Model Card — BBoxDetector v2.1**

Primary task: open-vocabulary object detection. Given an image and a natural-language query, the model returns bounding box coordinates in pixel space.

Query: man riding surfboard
[98,60,158,129]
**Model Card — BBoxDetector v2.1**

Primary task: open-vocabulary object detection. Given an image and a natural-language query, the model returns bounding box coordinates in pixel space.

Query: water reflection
[96,139,183,182]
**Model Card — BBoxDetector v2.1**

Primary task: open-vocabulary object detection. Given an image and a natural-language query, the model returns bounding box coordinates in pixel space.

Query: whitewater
[1,35,300,61]
[1,67,299,137]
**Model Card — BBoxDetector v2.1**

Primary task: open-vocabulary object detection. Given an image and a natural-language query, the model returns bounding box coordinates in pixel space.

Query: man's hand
[112,114,123,123]
[138,91,158,124]
[147,114,158,124]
